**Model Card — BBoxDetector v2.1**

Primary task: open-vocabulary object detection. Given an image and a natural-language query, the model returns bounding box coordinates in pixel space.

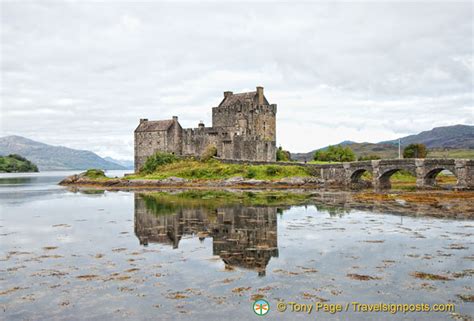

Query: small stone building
[134,86,277,171]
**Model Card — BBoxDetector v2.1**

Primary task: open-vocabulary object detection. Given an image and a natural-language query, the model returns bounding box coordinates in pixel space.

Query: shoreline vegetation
[0,154,39,173]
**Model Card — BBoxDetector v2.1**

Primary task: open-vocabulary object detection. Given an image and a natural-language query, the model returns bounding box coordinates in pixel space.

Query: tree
[276,146,291,162]
[403,143,427,159]
[314,145,356,162]
[358,154,381,161]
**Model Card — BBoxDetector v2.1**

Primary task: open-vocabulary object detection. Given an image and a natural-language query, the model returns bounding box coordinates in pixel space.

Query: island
[0,154,39,173]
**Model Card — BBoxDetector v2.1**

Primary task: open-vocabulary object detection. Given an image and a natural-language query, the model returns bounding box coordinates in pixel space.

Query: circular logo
[253,299,270,316]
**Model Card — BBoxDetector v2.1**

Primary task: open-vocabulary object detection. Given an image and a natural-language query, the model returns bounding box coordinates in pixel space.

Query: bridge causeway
[218,158,474,190]
[318,158,473,190]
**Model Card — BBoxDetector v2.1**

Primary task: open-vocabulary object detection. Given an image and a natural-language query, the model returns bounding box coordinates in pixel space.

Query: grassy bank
[129,159,310,180]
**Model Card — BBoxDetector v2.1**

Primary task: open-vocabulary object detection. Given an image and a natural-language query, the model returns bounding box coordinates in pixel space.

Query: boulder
[161,176,189,184]
[278,177,306,185]
[223,176,245,185]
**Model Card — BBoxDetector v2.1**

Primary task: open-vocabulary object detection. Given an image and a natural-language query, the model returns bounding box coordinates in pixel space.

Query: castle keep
[134,86,277,171]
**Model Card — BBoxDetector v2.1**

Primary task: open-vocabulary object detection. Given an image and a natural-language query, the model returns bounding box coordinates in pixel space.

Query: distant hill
[104,157,134,169]
[381,125,474,149]
[0,136,126,171]
[292,125,474,161]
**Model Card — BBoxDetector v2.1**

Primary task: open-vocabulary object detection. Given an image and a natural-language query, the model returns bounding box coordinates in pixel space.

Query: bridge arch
[422,167,458,187]
[350,169,368,182]
[375,167,417,190]
[349,169,373,188]
[344,161,373,187]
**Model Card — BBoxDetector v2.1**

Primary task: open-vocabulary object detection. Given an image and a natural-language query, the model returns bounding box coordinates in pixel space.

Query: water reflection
[134,193,280,275]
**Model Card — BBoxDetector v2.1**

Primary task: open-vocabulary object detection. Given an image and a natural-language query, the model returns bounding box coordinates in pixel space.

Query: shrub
[403,143,427,158]
[201,145,217,162]
[265,165,280,176]
[141,152,178,173]
[85,169,106,178]
[245,167,257,179]
[314,145,356,162]
[358,154,381,161]
[276,146,291,162]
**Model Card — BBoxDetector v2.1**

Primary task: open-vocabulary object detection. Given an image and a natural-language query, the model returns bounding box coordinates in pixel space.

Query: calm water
[0,172,472,320]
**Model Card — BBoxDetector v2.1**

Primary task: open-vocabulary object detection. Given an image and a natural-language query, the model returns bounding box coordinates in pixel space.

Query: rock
[223,176,245,185]
[303,177,325,184]
[59,174,80,185]
[242,179,265,185]
[278,177,306,185]
[161,177,189,184]
[130,179,161,187]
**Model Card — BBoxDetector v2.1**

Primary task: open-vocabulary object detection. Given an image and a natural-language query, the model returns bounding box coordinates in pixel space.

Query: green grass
[307,160,340,164]
[427,149,474,159]
[129,159,310,180]
[0,154,38,173]
[84,169,107,179]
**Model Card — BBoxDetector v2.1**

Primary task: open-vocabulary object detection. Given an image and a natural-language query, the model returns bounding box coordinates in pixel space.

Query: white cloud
[1,2,472,158]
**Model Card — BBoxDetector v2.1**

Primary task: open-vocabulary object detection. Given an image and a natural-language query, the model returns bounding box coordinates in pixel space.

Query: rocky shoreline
[59,172,338,189]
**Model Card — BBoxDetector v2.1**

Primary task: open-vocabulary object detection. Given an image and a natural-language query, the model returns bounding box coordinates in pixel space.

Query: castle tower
[211,86,277,161]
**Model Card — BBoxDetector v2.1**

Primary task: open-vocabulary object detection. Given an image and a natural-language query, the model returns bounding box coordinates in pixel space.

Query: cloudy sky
[1,1,473,159]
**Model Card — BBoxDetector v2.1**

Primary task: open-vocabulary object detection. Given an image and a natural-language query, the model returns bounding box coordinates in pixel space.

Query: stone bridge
[327,159,473,190]
[218,158,474,190]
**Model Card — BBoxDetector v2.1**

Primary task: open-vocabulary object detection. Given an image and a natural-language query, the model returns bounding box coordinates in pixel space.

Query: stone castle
[134,86,277,171]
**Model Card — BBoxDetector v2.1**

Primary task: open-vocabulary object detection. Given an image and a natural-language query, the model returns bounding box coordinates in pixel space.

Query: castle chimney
[224,91,233,98]
[256,86,264,105]
[198,121,204,128]
[172,116,178,121]
[140,118,148,124]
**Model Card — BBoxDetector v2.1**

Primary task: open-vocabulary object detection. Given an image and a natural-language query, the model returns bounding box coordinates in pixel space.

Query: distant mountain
[291,125,474,161]
[104,157,134,169]
[381,125,474,149]
[0,135,126,171]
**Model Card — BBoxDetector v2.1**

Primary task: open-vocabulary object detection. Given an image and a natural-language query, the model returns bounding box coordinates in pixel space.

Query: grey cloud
[1,2,472,157]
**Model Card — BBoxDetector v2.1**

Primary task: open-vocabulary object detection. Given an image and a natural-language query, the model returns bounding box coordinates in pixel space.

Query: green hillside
[0,154,39,173]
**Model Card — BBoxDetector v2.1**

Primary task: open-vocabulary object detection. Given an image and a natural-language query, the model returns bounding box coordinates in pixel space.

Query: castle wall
[182,127,223,157]
[134,121,183,172]
[134,130,169,172]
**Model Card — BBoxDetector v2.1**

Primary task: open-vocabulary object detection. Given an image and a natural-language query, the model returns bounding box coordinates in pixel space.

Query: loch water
[0,172,472,320]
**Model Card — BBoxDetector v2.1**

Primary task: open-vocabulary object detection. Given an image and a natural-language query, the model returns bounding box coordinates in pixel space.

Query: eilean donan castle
[134,86,277,171]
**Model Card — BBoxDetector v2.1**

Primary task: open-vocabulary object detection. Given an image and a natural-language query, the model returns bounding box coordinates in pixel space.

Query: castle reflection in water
[134,194,280,276]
